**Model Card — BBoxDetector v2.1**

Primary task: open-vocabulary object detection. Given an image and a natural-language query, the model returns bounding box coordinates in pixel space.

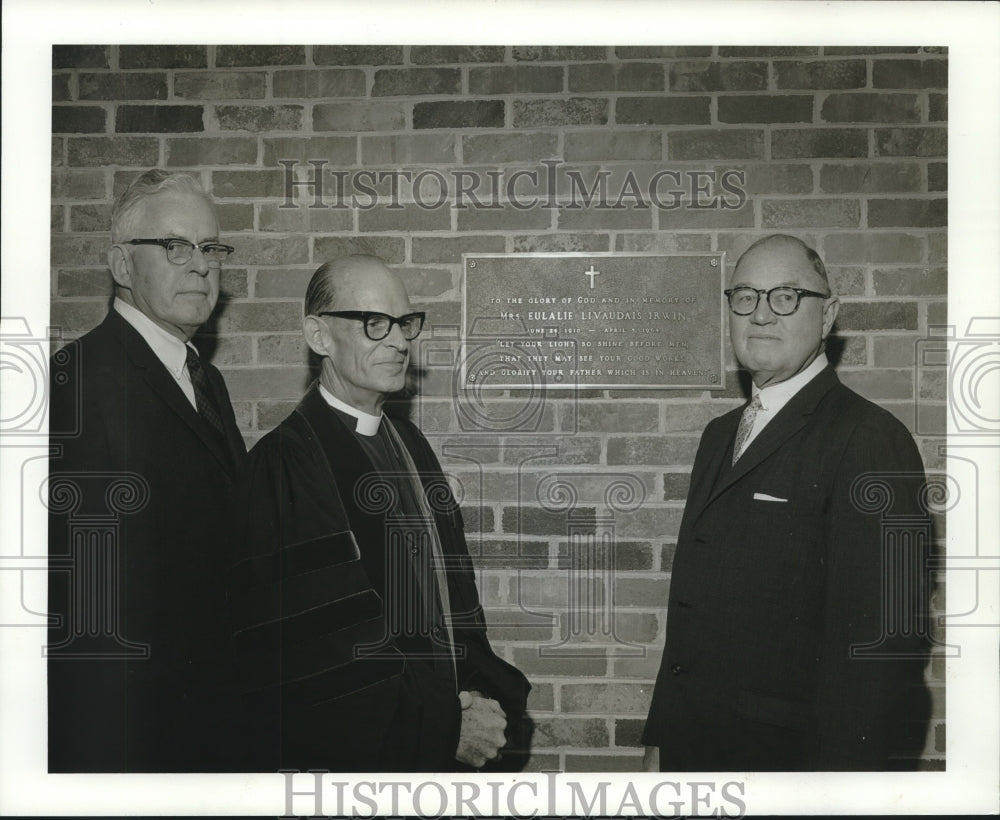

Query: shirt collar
[752,353,829,412]
[114,297,189,379]
[318,382,383,436]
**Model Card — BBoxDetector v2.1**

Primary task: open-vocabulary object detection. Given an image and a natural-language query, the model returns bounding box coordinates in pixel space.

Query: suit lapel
[700,367,840,512]
[109,311,235,475]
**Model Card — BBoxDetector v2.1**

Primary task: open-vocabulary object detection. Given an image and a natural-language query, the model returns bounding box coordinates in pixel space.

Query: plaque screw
[469,260,476,268]
[711,258,718,267]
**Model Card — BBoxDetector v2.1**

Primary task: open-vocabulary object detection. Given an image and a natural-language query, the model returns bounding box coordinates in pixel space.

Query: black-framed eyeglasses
[318,310,427,341]
[126,238,235,266]
[724,286,830,316]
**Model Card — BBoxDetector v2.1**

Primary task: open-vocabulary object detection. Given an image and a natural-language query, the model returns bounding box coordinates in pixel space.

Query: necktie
[185,346,228,442]
[732,394,762,464]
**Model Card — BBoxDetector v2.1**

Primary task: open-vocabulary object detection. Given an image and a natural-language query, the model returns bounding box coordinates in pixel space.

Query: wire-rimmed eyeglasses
[318,310,427,341]
[724,286,830,316]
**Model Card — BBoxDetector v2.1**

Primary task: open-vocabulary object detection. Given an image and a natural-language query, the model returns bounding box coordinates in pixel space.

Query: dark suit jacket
[47,309,245,772]
[230,385,530,772]
[643,366,931,771]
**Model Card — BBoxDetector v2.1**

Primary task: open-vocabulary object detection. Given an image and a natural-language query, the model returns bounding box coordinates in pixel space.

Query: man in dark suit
[230,255,530,772]
[642,234,931,771]
[47,170,246,771]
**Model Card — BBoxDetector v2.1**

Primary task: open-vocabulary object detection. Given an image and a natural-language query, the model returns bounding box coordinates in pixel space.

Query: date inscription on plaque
[462,253,725,390]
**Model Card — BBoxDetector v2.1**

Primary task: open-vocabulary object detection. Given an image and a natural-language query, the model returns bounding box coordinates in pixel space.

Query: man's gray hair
[111,169,212,243]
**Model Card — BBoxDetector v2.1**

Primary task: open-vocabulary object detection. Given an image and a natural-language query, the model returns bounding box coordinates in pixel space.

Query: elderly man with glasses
[641,234,932,772]
[230,255,530,772]
[48,170,246,771]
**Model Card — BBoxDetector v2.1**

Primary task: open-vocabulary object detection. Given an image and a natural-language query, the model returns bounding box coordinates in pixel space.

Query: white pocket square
[753,492,788,502]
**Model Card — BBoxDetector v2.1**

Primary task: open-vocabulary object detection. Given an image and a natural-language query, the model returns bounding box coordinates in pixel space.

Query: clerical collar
[751,353,828,412]
[318,383,382,436]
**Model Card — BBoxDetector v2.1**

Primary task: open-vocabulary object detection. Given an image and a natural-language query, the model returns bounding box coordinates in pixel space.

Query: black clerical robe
[229,384,530,772]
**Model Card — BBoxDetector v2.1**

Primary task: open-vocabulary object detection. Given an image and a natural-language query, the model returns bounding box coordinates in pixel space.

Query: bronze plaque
[461,253,725,390]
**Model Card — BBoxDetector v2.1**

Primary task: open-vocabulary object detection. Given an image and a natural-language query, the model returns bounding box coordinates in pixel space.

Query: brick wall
[50,44,947,770]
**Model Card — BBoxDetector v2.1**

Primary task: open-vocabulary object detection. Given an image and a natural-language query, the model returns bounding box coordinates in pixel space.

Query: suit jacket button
[670,663,685,675]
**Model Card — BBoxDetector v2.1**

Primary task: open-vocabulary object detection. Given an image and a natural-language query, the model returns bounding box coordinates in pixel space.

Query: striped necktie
[732,394,762,464]
[185,346,228,442]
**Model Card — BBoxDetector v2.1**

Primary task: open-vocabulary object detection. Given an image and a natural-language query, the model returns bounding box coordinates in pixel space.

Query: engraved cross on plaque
[584,264,601,289]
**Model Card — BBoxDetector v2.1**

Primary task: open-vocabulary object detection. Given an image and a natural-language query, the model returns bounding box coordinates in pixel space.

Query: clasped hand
[455,690,507,768]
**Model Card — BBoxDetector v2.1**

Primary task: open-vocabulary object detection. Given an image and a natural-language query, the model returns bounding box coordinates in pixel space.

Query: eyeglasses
[318,310,427,341]
[126,238,235,266]
[724,286,830,316]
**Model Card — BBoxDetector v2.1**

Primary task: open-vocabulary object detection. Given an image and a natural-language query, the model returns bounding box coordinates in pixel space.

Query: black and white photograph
[1,0,997,815]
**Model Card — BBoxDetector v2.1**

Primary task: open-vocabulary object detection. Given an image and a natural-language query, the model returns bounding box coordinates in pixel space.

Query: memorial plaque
[461,253,725,390]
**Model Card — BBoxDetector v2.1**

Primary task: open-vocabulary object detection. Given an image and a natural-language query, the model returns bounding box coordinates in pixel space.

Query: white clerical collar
[114,297,189,380]
[752,353,829,412]
[318,383,383,436]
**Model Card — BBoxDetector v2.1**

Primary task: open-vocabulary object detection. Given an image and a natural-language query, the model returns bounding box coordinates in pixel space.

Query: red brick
[119,45,205,69]
[607,436,699,466]
[663,472,691,502]
[928,163,946,192]
[469,65,564,94]
[838,369,914,400]
[823,232,923,263]
[533,718,610,748]
[214,104,302,132]
[56,269,113,298]
[257,334,308,365]
[69,204,111,232]
[822,93,921,123]
[262,136,356,168]
[358,202,450,233]
[362,134,457,165]
[873,60,947,89]
[762,198,860,228]
[273,68,365,98]
[511,648,609,680]
[928,94,947,122]
[734,163,814,194]
[220,268,249,299]
[483,609,554,642]
[211,170,286,198]
[226,235,309,266]
[873,336,921,367]
[926,301,947,326]
[873,268,947,296]
[772,128,868,158]
[50,234,109,266]
[216,45,304,67]
[837,301,919,331]
[53,45,109,70]
[166,137,258,166]
[79,72,167,101]
[513,98,608,127]
[616,96,709,125]
[456,202,550,231]
[868,198,947,228]
[216,205,253,234]
[653,200,754,229]
[926,233,946,264]
[832,335,868,367]
[669,61,767,92]
[824,47,919,55]
[557,204,652,231]
[53,73,72,102]
[116,105,203,133]
[569,63,664,92]
[720,46,819,57]
[828,266,866,296]
[875,127,946,157]
[410,46,504,64]
[503,506,597,536]
[199,335,252,366]
[614,717,646,747]
[220,365,310,400]
[412,235,506,263]
[314,236,405,265]
[392,266,453,299]
[174,71,266,100]
[258,202,351,233]
[615,233,712,253]
[819,162,922,193]
[53,106,107,134]
[473,539,549,569]
[562,682,653,714]
[668,129,764,160]
[775,59,867,89]
[50,301,108,335]
[254,268,311,299]
[414,100,505,129]
[314,101,406,132]
[213,301,302,333]
[67,136,158,166]
[515,46,608,61]
[313,46,403,65]
[564,753,643,772]
[718,94,813,123]
[564,130,661,162]
[372,67,460,96]
[513,233,609,253]
[615,576,671,607]
[463,133,557,163]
